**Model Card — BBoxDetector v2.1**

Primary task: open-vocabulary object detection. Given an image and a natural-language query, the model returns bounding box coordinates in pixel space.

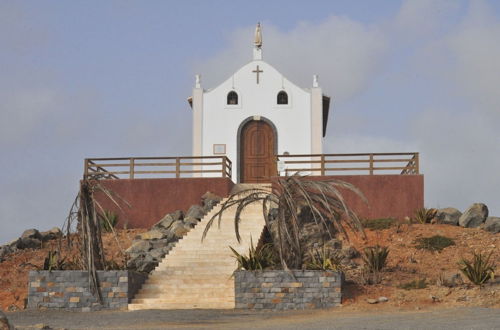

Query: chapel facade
[188,23,331,183]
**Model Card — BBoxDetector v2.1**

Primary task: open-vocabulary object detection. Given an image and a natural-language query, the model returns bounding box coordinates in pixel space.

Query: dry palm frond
[63,179,129,302]
[203,174,366,270]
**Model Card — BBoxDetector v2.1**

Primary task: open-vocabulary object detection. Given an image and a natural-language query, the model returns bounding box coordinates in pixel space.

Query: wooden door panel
[241,120,276,183]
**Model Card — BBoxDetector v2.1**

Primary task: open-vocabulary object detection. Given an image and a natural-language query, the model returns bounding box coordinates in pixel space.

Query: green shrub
[399,278,427,290]
[362,245,389,273]
[415,235,455,251]
[230,239,275,271]
[100,210,118,232]
[362,218,396,230]
[459,251,496,286]
[413,208,437,224]
[307,246,343,271]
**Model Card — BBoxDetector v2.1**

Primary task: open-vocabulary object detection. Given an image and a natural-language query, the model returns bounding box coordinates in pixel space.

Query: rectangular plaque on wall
[213,144,226,155]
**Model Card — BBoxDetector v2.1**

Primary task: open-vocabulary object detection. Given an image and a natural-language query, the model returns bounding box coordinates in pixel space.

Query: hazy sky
[1,0,500,244]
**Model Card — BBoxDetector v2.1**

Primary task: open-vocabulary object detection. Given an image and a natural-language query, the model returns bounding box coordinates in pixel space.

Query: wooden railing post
[369,154,374,175]
[175,157,181,178]
[415,153,420,174]
[222,157,227,178]
[130,158,135,179]
[84,158,89,178]
[321,154,325,176]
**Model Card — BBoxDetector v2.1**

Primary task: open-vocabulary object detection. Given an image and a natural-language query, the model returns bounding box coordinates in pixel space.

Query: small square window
[213,144,226,155]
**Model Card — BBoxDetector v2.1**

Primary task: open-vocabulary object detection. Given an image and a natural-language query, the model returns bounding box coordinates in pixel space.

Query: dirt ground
[340,223,500,310]
[0,223,498,312]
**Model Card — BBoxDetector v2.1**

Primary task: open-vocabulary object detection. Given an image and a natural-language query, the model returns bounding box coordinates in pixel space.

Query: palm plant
[203,174,366,270]
[64,179,128,301]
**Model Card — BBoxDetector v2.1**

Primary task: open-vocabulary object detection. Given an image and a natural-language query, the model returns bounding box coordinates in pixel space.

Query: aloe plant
[459,251,496,286]
[230,239,275,271]
[307,245,343,271]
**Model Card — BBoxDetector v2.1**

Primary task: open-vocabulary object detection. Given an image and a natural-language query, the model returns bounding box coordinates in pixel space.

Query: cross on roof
[252,65,263,84]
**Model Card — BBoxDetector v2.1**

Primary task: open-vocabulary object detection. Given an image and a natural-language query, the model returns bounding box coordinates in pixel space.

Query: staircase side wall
[235,270,343,310]
[94,178,235,228]
[28,270,147,311]
[273,175,424,220]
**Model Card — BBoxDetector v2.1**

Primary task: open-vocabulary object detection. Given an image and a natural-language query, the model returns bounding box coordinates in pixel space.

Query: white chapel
[188,23,331,183]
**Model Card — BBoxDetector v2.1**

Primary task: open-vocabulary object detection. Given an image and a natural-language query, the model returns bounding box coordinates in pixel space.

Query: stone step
[146,275,234,283]
[140,282,232,290]
[134,288,234,299]
[150,266,236,277]
[128,301,234,310]
[131,297,234,304]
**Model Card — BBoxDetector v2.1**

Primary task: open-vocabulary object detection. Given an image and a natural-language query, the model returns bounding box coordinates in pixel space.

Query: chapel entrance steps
[128,184,269,310]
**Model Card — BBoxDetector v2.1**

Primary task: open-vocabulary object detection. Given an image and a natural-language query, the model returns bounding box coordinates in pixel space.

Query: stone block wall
[234,270,343,310]
[28,270,147,311]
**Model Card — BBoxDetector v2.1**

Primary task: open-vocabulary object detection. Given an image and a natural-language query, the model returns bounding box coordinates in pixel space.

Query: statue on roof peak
[254,22,262,48]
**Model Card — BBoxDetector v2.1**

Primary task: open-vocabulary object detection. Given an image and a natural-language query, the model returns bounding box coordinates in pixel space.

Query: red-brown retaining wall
[93,174,422,229]
[94,178,234,228]
[303,175,424,220]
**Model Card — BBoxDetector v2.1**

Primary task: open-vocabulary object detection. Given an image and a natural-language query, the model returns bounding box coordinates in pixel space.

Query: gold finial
[254,22,262,48]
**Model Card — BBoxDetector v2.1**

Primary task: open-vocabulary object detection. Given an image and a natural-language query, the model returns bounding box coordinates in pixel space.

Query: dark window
[227,91,238,105]
[277,91,288,105]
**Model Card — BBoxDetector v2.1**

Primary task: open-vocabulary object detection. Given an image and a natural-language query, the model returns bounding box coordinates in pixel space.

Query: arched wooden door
[240,120,277,183]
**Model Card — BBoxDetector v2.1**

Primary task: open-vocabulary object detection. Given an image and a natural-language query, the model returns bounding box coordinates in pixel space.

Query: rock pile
[433,203,500,234]
[0,227,62,262]
[126,191,222,273]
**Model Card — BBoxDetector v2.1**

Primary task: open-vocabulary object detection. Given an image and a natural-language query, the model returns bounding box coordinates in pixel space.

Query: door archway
[239,118,277,183]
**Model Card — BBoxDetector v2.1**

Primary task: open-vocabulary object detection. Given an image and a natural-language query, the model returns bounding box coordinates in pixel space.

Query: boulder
[21,229,42,240]
[0,309,13,330]
[171,221,189,238]
[184,216,200,227]
[459,203,488,228]
[201,191,222,211]
[138,229,167,240]
[125,240,152,254]
[40,227,63,241]
[186,205,205,220]
[435,208,462,226]
[16,237,42,250]
[135,254,157,273]
[153,210,184,231]
[0,246,11,260]
[483,217,500,234]
[149,248,166,260]
[150,238,174,249]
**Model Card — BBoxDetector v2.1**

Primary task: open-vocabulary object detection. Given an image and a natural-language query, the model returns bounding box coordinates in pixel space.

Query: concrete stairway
[128,185,269,310]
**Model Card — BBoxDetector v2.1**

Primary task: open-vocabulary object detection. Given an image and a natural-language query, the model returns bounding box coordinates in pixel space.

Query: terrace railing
[84,156,232,180]
[276,152,419,176]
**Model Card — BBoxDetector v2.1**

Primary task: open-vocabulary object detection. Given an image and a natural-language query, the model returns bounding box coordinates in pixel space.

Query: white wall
[200,60,313,182]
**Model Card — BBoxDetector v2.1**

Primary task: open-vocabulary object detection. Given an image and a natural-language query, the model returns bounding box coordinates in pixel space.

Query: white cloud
[193,16,388,104]
[393,0,460,39]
